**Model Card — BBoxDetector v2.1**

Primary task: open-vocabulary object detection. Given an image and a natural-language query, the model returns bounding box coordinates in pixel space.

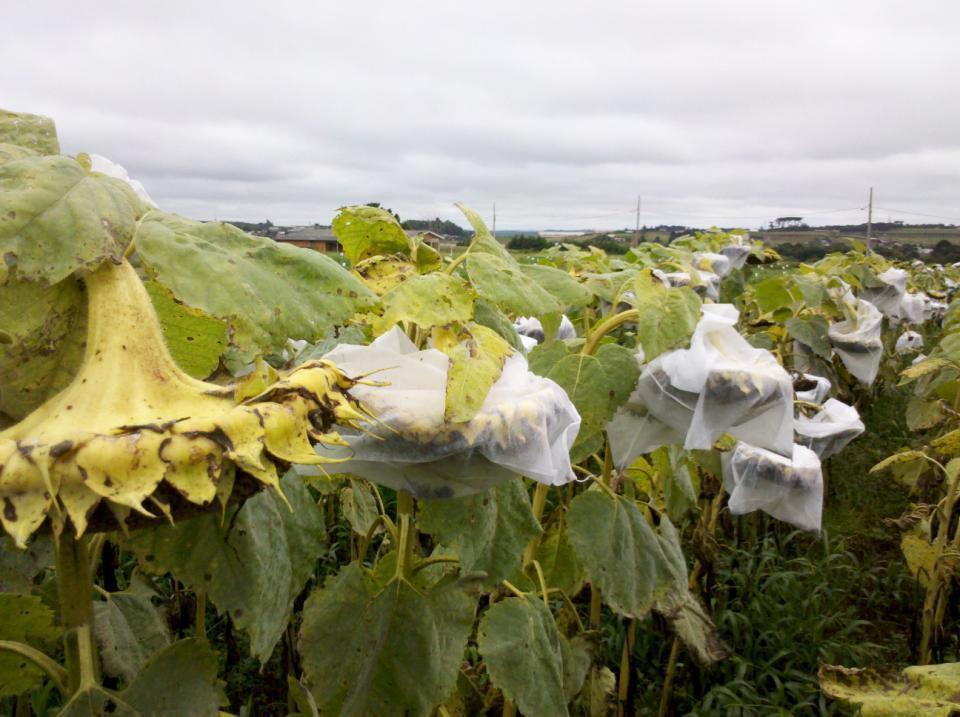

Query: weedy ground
[625,384,930,716]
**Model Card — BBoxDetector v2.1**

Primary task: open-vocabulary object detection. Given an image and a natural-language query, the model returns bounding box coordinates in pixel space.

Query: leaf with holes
[419,480,541,584]
[298,564,475,717]
[478,596,568,717]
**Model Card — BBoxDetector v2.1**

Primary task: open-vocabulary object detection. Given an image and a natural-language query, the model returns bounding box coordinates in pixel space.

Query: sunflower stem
[55,530,99,695]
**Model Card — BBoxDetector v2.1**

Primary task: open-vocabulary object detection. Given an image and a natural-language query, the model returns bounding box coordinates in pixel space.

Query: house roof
[278,226,337,242]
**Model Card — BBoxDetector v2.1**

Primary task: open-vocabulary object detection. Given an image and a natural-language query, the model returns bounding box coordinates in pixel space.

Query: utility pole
[632,195,642,247]
[866,187,874,248]
[492,202,496,239]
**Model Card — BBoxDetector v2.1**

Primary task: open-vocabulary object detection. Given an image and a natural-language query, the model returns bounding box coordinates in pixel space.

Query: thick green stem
[196,591,207,638]
[0,640,68,695]
[590,584,603,629]
[522,483,550,568]
[920,462,960,663]
[444,251,469,275]
[617,620,637,715]
[55,531,98,695]
[395,491,417,581]
[657,637,681,717]
[582,309,639,357]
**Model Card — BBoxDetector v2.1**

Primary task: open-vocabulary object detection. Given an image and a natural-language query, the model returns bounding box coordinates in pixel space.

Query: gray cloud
[2,0,958,230]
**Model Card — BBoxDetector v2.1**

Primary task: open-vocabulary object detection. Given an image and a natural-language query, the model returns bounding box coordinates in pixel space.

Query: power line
[875,206,960,222]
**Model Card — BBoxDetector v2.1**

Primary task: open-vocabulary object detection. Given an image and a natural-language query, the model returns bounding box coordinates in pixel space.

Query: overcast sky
[3,1,958,230]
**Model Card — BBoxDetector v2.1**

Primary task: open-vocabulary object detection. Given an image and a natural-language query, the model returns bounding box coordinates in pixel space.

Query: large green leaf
[473,298,524,352]
[0,143,38,166]
[0,592,61,698]
[0,155,144,284]
[0,109,59,155]
[134,211,377,360]
[419,480,541,584]
[785,315,832,359]
[455,203,512,262]
[119,639,224,716]
[0,535,51,593]
[566,491,673,618]
[477,596,568,717]
[467,252,561,317]
[123,471,324,661]
[372,272,474,334]
[298,564,475,717]
[652,517,727,665]
[819,662,960,716]
[752,276,796,314]
[94,578,172,682]
[144,280,228,379]
[332,205,411,265]
[534,523,585,597]
[0,276,85,421]
[582,270,637,304]
[438,324,511,422]
[594,343,640,411]
[340,477,381,536]
[633,270,701,361]
[521,264,593,310]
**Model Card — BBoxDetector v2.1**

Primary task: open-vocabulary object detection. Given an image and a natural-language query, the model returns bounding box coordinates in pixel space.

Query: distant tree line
[401,218,466,237]
[506,234,550,251]
[775,239,960,265]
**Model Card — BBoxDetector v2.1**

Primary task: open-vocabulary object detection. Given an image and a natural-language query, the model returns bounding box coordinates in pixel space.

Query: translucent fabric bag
[317,327,581,498]
[722,442,823,532]
[660,271,719,301]
[794,398,864,460]
[828,293,883,385]
[720,241,752,271]
[896,330,924,354]
[608,305,794,466]
[693,251,732,278]
[513,315,577,344]
[794,373,831,404]
[861,268,925,324]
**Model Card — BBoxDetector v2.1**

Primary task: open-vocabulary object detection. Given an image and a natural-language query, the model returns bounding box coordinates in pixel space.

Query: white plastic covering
[513,315,577,344]
[720,241,752,271]
[923,296,949,321]
[316,327,581,498]
[895,330,924,354]
[795,373,831,404]
[607,304,794,466]
[828,293,883,385]
[88,154,157,207]
[693,251,732,278]
[663,271,720,301]
[860,268,925,324]
[794,399,864,460]
[722,442,824,532]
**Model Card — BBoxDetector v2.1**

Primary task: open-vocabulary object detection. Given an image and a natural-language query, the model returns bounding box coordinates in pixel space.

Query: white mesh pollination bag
[828,292,883,385]
[720,238,752,272]
[794,398,864,460]
[607,304,794,468]
[794,373,831,405]
[317,327,581,499]
[860,268,925,325]
[722,442,824,532]
[895,330,924,355]
[513,315,577,346]
[693,251,732,278]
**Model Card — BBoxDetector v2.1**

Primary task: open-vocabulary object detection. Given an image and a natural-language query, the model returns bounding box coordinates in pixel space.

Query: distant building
[275,226,339,253]
[274,226,443,254]
[404,230,443,250]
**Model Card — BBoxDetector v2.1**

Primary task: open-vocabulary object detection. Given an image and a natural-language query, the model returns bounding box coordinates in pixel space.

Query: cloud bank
[3,0,958,230]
